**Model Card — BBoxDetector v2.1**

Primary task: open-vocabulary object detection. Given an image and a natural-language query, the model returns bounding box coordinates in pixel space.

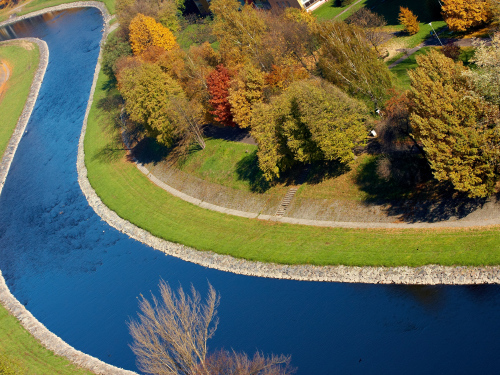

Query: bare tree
[129,281,220,375]
[196,350,296,375]
[129,281,296,375]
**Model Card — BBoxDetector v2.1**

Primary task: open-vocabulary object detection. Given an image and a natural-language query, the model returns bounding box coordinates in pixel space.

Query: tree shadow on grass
[235,150,270,193]
[364,0,442,25]
[355,153,487,223]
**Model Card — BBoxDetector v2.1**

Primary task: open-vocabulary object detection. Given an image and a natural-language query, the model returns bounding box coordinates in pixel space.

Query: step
[274,187,299,217]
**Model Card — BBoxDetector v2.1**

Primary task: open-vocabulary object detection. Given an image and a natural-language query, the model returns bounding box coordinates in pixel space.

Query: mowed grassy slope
[0,0,115,22]
[85,69,500,267]
[0,43,39,158]
[0,43,94,375]
[0,308,94,374]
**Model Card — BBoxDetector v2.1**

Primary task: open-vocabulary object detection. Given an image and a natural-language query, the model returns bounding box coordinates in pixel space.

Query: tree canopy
[408,50,500,197]
[129,13,178,56]
[441,0,490,32]
[315,21,392,109]
[251,79,369,181]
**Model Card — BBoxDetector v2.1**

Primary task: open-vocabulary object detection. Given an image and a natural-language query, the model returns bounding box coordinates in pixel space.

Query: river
[0,8,499,374]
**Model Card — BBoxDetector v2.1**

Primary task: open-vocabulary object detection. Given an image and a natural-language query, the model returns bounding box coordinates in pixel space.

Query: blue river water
[0,8,500,374]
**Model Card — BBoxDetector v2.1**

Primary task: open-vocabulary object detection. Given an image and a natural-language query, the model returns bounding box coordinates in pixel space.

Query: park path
[388,35,477,69]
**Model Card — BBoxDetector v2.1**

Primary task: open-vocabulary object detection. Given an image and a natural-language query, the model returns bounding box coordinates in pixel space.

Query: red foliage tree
[206,64,235,127]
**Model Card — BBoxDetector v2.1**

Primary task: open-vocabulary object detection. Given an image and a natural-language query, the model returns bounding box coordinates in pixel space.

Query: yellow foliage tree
[129,13,178,56]
[441,0,490,32]
[398,7,420,35]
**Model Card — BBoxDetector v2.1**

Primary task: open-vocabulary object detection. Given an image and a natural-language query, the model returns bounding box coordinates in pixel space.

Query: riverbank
[79,63,500,283]
[0,7,137,374]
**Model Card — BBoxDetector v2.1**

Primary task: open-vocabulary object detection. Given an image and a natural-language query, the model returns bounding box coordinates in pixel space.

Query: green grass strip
[0,43,39,158]
[0,43,95,375]
[0,0,115,22]
[0,306,94,374]
[85,68,500,267]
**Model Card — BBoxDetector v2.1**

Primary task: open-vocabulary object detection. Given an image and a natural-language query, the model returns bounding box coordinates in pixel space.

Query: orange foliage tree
[206,65,235,127]
[129,13,177,56]
[398,7,420,35]
[441,0,490,32]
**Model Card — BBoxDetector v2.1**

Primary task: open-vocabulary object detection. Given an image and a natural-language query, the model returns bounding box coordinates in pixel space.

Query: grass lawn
[390,46,432,89]
[176,138,289,195]
[0,42,39,159]
[0,306,94,374]
[313,0,368,21]
[85,64,500,267]
[0,0,115,22]
[0,42,95,375]
[384,21,447,65]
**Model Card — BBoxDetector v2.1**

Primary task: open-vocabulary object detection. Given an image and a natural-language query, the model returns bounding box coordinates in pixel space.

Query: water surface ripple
[0,8,500,374]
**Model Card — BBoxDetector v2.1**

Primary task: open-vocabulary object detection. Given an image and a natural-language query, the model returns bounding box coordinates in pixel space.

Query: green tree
[251,79,369,181]
[118,63,205,148]
[101,33,133,81]
[408,50,500,197]
[315,21,392,109]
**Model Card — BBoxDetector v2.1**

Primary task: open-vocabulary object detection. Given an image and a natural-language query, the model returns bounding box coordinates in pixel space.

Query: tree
[251,79,369,181]
[408,50,500,197]
[228,64,265,128]
[129,281,295,375]
[463,32,500,105]
[129,13,178,56]
[398,7,420,35]
[101,33,133,81]
[315,21,393,109]
[206,64,235,127]
[441,0,490,32]
[490,0,500,27]
[116,0,184,37]
[118,63,205,148]
[346,8,387,52]
[210,0,267,68]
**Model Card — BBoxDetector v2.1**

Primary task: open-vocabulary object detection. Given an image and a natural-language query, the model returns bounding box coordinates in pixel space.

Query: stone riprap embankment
[0,9,137,375]
[74,32,500,286]
[0,1,112,28]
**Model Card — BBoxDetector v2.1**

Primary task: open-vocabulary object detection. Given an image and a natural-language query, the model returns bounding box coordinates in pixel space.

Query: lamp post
[428,22,444,46]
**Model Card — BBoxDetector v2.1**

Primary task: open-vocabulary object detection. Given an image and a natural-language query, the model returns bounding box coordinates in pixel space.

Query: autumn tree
[490,0,500,26]
[0,0,17,9]
[210,0,267,68]
[129,281,295,375]
[251,79,369,181]
[398,7,420,35]
[228,64,265,128]
[346,8,387,52]
[408,50,500,197]
[463,32,500,105]
[315,21,393,109]
[118,63,205,148]
[129,13,178,55]
[116,0,184,36]
[206,64,235,127]
[441,0,490,32]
